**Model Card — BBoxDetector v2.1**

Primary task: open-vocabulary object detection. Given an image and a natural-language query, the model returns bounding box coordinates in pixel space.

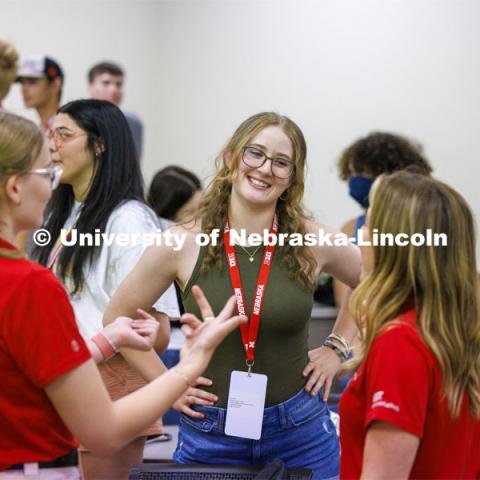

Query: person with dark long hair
[33,99,179,479]
[105,112,362,478]
[339,171,480,478]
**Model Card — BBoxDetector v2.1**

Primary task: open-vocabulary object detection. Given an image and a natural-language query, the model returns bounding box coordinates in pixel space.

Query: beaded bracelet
[326,332,351,356]
[323,339,349,362]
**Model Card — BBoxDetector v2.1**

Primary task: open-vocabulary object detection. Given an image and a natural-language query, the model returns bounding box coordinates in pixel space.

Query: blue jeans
[173,388,339,479]
[160,349,181,425]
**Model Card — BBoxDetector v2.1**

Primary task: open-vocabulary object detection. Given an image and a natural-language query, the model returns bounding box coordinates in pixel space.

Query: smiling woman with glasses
[242,145,295,179]
[104,111,362,478]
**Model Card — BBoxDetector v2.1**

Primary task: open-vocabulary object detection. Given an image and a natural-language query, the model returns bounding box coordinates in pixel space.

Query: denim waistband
[186,387,329,434]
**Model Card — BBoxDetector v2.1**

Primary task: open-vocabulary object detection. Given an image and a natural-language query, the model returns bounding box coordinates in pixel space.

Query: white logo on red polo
[371,390,400,412]
[372,391,384,403]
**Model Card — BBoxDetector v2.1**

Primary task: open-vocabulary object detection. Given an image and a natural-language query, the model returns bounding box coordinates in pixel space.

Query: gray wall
[2,0,479,264]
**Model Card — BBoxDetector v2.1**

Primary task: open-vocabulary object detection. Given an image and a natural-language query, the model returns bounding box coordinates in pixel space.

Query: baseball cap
[16,55,64,81]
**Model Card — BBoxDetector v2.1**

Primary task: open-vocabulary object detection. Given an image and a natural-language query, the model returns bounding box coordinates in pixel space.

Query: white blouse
[62,200,179,340]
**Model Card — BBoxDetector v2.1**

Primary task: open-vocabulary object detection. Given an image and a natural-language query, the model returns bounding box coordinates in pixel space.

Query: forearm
[87,327,124,364]
[330,287,358,344]
[104,300,168,380]
[152,311,171,354]
[48,285,242,457]
[86,340,104,364]
[48,357,202,457]
[333,278,349,308]
[119,347,167,381]
[87,319,157,365]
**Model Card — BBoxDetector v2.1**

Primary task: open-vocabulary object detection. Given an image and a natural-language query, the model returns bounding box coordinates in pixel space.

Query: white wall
[2,0,479,263]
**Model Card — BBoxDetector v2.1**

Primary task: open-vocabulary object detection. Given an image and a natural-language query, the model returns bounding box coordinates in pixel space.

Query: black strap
[254,459,288,479]
[8,450,78,470]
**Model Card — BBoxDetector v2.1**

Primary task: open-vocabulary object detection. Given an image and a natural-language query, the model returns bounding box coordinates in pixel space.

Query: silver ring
[204,316,215,322]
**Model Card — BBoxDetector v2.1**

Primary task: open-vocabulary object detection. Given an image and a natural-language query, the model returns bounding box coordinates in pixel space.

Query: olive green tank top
[182,244,313,408]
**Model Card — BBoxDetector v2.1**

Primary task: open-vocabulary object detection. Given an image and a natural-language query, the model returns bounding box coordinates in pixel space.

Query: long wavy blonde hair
[349,171,480,418]
[0,112,44,259]
[198,112,317,291]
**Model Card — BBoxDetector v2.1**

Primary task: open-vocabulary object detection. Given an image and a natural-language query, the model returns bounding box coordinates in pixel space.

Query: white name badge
[224,370,268,440]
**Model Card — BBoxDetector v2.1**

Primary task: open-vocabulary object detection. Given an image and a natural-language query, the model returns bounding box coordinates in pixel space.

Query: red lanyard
[223,216,278,369]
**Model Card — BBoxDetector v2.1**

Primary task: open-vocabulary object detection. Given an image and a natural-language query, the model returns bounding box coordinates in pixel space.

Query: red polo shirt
[340,309,480,479]
[0,237,91,470]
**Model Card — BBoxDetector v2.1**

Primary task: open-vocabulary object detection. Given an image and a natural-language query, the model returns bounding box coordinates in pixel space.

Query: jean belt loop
[217,407,225,432]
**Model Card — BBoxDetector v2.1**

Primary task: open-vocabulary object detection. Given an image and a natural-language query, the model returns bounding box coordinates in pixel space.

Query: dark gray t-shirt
[123,110,143,162]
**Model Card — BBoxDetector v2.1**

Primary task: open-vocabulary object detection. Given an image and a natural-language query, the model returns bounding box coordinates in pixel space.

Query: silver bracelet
[326,332,351,355]
[323,339,348,362]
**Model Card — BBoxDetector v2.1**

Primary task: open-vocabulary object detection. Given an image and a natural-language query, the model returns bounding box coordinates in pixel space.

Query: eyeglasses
[25,164,63,190]
[242,146,294,179]
[47,127,87,147]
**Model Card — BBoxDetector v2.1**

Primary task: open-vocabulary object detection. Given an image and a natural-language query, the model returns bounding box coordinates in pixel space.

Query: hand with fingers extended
[103,309,160,351]
[172,376,218,419]
[302,345,342,402]
[177,284,247,382]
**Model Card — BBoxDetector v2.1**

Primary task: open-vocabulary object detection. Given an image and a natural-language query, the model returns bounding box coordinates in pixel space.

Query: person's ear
[94,140,106,158]
[4,175,23,205]
[223,150,232,167]
[51,77,62,96]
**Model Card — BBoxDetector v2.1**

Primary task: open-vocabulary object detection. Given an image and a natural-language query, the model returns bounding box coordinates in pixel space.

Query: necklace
[237,244,263,263]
